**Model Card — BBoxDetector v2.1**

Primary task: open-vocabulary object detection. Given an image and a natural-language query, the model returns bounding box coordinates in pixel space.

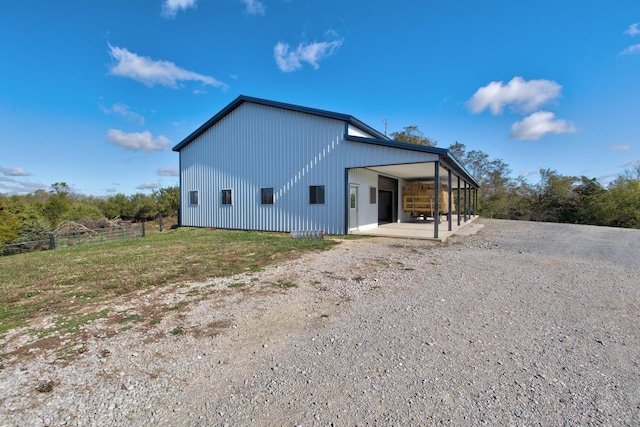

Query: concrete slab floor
[349,216,483,241]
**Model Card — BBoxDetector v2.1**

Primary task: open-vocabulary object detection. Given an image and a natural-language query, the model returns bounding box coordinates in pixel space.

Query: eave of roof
[345,135,480,187]
[172,95,388,152]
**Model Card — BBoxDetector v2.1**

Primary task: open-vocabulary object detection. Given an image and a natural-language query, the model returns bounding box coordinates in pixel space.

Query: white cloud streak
[157,166,179,176]
[466,76,562,115]
[274,38,343,72]
[108,44,227,90]
[609,144,631,151]
[100,103,145,125]
[509,111,577,140]
[625,23,640,36]
[162,0,197,18]
[620,44,640,55]
[242,0,265,15]
[136,182,162,190]
[107,129,171,152]
[0,179,47,194]
[1,166,31,176]
[518,170,538,178]
[620,159,640,168]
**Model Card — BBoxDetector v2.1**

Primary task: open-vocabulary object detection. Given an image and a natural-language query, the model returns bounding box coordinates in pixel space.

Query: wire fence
[0,224,145,257]
[0,239,51,257]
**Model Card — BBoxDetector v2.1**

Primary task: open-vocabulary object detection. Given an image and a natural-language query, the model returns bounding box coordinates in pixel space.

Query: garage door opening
[378,176,398,224]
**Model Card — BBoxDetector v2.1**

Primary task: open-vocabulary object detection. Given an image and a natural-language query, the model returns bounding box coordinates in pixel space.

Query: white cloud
[274,38,343,72]
[518,170,537,178]
[609,144,631,151]
[620,44,640,55]
[108,44,227,90]
[107,129,171,152]
[466,76,562,115]
[157,166,179,176]
[242,0,265,15]
[162,0,197,18]
[620,159,640,168]
[0,179,47,194]
[100,103,145,125]
[136,182,162,190]
[625,23,640,36]
[599,173,619,180]
[0,166,31,176]
[509,111,577,140]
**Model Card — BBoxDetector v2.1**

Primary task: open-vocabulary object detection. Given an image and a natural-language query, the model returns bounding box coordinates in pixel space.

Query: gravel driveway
[1,219,639,426]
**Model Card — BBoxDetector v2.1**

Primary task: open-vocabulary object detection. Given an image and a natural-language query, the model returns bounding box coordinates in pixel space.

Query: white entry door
[349,184,359,231]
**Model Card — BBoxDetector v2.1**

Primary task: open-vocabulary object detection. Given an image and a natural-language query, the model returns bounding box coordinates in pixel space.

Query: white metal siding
[348,168,379,230]
[347,124,377,139]
[180,102,440,234]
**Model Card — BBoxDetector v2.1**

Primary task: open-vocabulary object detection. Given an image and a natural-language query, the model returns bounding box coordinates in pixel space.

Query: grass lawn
[0,227,340,336]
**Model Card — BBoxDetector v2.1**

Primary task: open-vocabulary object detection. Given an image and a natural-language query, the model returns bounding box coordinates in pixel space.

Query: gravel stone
[1,219,639,426]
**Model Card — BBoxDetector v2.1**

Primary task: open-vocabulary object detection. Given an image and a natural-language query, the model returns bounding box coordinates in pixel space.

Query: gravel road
[1,219,639,426]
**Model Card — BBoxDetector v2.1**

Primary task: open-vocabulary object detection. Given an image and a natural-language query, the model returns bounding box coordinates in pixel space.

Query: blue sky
[1,0,639,196]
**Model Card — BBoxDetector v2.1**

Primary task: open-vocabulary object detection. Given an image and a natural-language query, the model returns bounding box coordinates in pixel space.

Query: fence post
[49,233,56,250]
[141,219,146,237]
[159,213,163,232]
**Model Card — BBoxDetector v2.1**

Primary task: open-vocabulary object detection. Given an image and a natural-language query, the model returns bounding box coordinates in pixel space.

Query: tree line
[0,184,179,246]
[452,142,640,229]
[392,126,640,229]
[2,131,639,246]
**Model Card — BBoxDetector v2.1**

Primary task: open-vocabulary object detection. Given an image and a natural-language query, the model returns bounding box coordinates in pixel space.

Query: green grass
[273,280,297,289]
[227,282,246,288]
[119,313,145,324]
[55,308,111,334]
[0,228,339,335]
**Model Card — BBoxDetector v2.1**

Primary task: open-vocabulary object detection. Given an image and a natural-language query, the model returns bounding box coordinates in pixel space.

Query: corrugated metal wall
[179,102,440,234]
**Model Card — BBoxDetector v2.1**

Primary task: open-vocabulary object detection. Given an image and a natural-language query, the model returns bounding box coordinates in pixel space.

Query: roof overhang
[345,135,479,188]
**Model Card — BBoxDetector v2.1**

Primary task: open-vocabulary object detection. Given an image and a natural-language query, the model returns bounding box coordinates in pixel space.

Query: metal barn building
[172,95,479,239]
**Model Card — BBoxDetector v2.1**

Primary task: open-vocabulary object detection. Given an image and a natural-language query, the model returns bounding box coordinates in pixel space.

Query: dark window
[189,191,199,205]
[261,187,274,205]
[309,185,325,205]
[370,187,377,204]
[221,189,232,205]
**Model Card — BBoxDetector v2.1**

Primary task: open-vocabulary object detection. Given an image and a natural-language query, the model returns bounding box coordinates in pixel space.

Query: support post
[49,233,56,250]
[475,188,479,216]
[457,176,461,226]
[434,161,440,239]
[159,213,163,232]
[141,219,146,237]
[447,169,452,232]
[464,182,468,222]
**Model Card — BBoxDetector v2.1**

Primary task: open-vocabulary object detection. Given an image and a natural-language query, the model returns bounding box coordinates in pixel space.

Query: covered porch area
[346,153,480,239]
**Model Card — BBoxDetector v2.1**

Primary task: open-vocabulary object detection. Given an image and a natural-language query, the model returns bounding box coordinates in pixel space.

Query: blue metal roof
[171,95,389,152]
[172,94,479,188]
